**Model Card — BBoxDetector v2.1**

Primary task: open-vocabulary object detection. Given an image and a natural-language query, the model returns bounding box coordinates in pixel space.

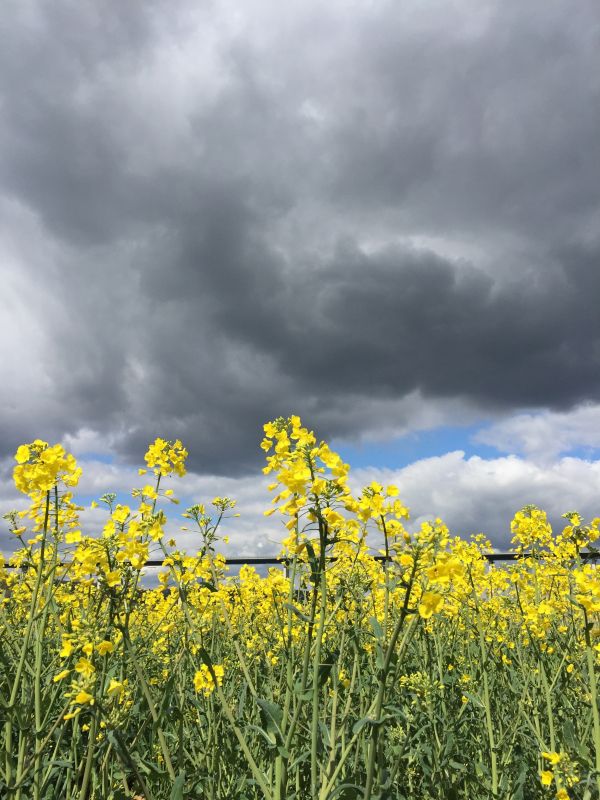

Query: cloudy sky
[1,0,600,557]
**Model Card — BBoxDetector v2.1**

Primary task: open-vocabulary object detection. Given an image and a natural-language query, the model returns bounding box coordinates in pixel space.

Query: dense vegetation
[1,417,599,799]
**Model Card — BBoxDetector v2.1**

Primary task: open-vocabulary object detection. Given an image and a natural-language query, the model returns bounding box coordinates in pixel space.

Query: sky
[1,0,600,558]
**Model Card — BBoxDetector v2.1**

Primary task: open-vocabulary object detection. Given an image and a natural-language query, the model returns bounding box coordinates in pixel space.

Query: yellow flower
[14,445,31,464]
[104,570,121,588]
[540,771,554,786]
[107,679,125,697]
[59,638,74,658]
[542,752,562,766]
[53,669,71,683]
[112,505,131,524]
[96,641,114,656]
[193,664,224,696]
[418,592,444,619]
[74,690,94,706]
[144,438,187,477]
[74,658,95,679]
[13,441,81,496]
[555,790,569,800]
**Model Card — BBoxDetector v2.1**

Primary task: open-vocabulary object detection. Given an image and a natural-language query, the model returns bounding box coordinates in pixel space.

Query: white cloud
[69,458,287,557]
[474,403,600,461]
[4,446,600,561]
[75,449,600,554]
[0,454,285,568]
[350,451,600,549]
[62,428,117,457]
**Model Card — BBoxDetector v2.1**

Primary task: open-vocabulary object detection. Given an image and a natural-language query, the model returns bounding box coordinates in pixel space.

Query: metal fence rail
[2,552,597,598]
[2,551,599,570]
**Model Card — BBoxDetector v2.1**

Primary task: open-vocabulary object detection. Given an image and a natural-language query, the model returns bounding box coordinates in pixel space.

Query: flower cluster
[193,664,224,696]
[144,437,188,477]
[13,440,82,496]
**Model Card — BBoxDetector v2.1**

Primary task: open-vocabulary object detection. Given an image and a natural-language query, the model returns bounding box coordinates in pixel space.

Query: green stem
[540,663,556,754]
[321,629,346,789]
[274,555,298,800]
[33,486,60,800]
[363,556,418,800]
[121,629,177,782]
[477,620,498,797]
[5,491,51,795]
[310,556,327,799]
[78,713,97,800]
[583,608,600,795]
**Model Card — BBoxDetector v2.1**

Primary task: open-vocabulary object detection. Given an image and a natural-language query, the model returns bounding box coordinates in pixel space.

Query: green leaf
[246,722,278,748]
[318,648,339,688]
[462,691,484,709]
[283,602,312,623]
[288,749,311,771]
[255,697,283,728]
[369,616,384,640]
[169,771,186,800]
[318,719,331,750]
[325,782,364,799]
[255,696,287,754]
[352,716,386,735]
[237,679,248,717]
[46,759,74,769]
[157,670,180,718]
[293,680,313,701]
[304,540,320,584]
[134,757,168,779]
[197,646,214,670]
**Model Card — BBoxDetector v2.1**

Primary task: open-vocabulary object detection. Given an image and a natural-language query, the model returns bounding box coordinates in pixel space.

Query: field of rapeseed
[1,417,599,800]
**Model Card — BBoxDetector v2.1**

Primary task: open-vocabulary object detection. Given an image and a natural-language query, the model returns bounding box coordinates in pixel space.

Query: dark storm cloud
[1,0,599,473]
[324,1,600,244]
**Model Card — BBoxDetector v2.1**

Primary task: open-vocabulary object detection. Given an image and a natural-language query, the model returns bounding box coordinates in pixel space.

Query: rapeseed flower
[194,664,224,696]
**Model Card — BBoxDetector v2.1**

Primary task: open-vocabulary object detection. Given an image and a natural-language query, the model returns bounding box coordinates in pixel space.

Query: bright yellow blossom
[194,664,224,696]
[74,690,94,706]
[418,592,444,619]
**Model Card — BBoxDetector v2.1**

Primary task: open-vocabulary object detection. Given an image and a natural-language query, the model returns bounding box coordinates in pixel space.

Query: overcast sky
[1,0,600,555]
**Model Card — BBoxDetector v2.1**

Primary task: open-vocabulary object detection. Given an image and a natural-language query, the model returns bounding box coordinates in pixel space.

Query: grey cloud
[107,235,600,473]
[324,0,600,245]
[0,0,599,476]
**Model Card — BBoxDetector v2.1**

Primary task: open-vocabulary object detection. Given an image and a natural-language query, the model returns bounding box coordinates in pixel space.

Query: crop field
[1,416,599,800]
